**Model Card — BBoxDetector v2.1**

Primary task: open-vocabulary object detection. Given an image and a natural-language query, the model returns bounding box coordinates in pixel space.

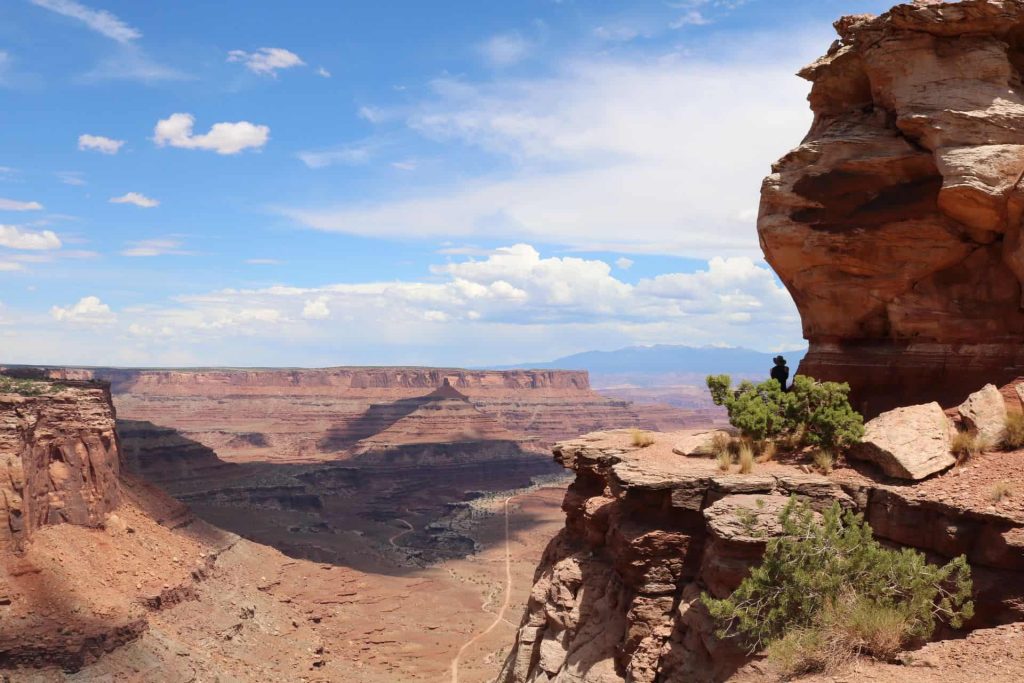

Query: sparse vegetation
[703,499,973,676]
[630,428,656,448]
[710,432,732,460]
[706,374,863,451]
[812,449,835,475]
[989,481,1014,504]
[1003,412,1024,450]
[0,375,63,396]
[716,449,733,472]
[738,441,755,474]
[951,430,988,464]
[755,440,777,463]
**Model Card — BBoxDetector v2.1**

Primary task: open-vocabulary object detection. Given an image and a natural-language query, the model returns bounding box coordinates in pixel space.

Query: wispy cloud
[110,191,159,208]
[120,237,190,257]
[478,32,531,66]
[154,113,269,155]
[56,171,87,186]
[30,0,141,43]
[316,66,331,78]
[297,141,376,169]
[80,48,190,84]
[78,133,124,154]
[0,198,44,211]
[227,48,305,77]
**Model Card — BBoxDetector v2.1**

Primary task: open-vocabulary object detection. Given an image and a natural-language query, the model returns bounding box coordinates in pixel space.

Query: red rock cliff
[0,381,120,551]
[759,0,1024,416]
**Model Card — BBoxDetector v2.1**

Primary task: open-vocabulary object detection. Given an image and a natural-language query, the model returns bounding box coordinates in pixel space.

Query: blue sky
[0,0,893,367]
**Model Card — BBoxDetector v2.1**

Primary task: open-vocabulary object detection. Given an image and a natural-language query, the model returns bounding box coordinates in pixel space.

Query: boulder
[671,429,731,457]
[958,383,1007,446]
[850,402,954,480]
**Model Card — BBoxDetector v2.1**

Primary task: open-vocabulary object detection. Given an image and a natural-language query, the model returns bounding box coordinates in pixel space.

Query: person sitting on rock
[770,355,789,392]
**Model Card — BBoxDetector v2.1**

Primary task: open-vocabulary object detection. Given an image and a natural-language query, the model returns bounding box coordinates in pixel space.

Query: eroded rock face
[500,429,1024,683]
[0,382,121,550]
[759,0,1024,417]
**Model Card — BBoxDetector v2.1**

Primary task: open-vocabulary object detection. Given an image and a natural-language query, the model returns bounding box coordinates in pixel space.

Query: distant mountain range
[495,345,807,387]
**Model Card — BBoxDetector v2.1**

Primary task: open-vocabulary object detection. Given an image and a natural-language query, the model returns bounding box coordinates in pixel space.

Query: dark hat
[773,355,786,364]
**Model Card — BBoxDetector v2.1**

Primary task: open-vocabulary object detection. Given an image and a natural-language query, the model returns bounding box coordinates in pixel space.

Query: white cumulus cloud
[0,225,61,250]
[154,113,269,155]
[51,296,116,325]
[78,134,124,154]
[31,0,141,43]
[110,192,159,208]
[302,297,330,320]
[228,48,305,76]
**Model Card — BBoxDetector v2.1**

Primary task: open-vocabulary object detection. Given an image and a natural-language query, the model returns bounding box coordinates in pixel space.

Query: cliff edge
[759,0,1024,416]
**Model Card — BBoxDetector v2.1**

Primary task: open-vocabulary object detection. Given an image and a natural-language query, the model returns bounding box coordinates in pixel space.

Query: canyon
[759,0,1024,416]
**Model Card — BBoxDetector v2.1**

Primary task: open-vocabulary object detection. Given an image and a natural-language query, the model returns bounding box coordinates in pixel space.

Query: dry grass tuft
[716,449,733,472]
[630,428,656,448]
[710,432,732,460]
[951,430,988,464]
[812,449,835,475]
[738,442,755,474]
[766,596,910,677]
[989,480,1014,504]
[756,440,777,463]
[1004,413,1024,450]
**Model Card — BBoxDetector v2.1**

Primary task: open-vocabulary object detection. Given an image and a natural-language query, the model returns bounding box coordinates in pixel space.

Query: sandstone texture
[0,381,120,550]
[759,0,1024,417]
[499,429,1024,683]
[958,383,1009,444]
[850,401,956,479]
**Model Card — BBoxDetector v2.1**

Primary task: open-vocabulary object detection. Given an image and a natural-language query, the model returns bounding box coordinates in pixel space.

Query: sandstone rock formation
[0,381,120,550]
[851,401,956,479]
[759,0,1024,417]
[958,383,1009,444]
[499,429,1024,682]
[40,366,674,461]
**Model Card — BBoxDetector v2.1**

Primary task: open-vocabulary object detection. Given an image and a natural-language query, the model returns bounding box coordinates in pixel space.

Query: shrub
[703,499,973,666]
[706,374,863,451]
[989,481,1014,504]
[786,376,864,450]
[716,449,733,472]
[1003,413,1024,450]
[0,376,63,396]
[738,442,755,474]
[951,430,987,463]
[812,449,835,475]
[630,428,656,448]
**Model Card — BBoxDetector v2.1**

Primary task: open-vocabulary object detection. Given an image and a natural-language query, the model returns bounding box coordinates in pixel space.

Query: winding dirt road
[389,518,415,547]
[449,495,517,683]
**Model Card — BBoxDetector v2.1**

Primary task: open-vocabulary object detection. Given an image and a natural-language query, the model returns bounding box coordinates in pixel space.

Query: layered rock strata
[499,430,1024,683]
[0,381,120,551]
[40,367,660,461]
[759,0,1024,416]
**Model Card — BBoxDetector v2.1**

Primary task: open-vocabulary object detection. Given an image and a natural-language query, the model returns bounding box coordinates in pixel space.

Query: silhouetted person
[771,355,789,392]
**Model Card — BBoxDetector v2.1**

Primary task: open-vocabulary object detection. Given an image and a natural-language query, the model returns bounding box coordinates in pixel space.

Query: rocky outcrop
[850,402,955,479]
[759,0,1024,417]
[958,383,1009,444]
[0,381,120,550]
[499,429,1024,683]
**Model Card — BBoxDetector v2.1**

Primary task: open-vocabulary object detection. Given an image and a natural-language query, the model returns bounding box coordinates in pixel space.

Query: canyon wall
[759,0,1024,417]
[45,367,650,462]
[499,430,1024,683]
[0,381,120,551]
